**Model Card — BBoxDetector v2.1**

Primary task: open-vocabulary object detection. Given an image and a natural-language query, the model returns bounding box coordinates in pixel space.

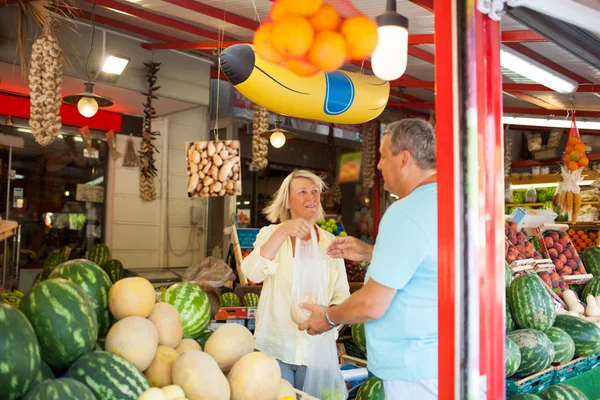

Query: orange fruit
[568,136,580,145]
[568,160,580,171]
[253,23,285,64]
[575,143,587,153]
[340,16,379,60]
[563,154,570,164]
[270,0,289,22]
[565,145,574,153]
[286,58,320,76]
[280,0,322,17]
[579,156,589,167]
[307,30,347,72]
[271,15,314,57]
[308,4,341,32]
[569,150,582,161]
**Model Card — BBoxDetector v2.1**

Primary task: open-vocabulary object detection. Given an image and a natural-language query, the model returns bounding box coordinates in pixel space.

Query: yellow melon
[204,324,254,372]
[144,345,179,387]
[105,316,159,371]
[228,352,281,400]
[172,350,230,400]
[148,303,183,348]
[278,379,296,398]
[176,338,202,354]
[108,277,156,320]
[138,388,168,400]
[161,385,186,399]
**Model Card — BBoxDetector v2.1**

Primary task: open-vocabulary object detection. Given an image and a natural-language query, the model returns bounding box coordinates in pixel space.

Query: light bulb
[372,25,409,81]
[270,131,286,148]
[78,96,99,118]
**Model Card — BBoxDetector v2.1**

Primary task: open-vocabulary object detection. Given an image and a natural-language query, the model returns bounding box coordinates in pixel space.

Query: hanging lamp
[371,0,410,81]
[260,114,296,149]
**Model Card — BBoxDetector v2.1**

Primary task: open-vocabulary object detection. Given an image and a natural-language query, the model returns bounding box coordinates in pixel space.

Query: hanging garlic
[252,104,269,170]
[360,122,377,190]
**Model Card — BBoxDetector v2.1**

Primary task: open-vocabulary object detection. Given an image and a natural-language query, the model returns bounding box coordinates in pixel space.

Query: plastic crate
[506,367,555,396]
[553,357,586,384]
[583,352,600,372]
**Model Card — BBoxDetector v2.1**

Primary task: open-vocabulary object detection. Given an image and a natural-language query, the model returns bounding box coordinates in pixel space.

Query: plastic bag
[303,330,348,400]
[183,256,236,287]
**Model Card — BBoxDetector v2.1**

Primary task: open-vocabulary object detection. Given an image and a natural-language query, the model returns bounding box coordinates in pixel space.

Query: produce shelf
[508,171,597,186]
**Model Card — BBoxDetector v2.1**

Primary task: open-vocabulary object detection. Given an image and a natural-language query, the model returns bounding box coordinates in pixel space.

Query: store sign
[338,152,362,183]
[76,184,104,203]
[13,188,23,208]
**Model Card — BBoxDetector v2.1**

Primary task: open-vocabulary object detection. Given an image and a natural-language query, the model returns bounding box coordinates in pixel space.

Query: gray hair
[384,118,436,170]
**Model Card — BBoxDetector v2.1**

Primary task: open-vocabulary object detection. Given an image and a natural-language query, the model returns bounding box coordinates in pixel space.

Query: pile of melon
[106,277,293,400]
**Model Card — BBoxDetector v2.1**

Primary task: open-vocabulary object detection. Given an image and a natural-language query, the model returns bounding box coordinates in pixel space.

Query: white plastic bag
[303,330,348,400]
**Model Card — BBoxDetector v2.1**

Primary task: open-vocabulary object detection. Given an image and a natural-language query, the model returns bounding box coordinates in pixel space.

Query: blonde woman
[242,170,350,390]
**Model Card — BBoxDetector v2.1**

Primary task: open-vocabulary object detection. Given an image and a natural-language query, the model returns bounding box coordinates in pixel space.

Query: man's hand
[297,304,332,335]
[326,236,374,262]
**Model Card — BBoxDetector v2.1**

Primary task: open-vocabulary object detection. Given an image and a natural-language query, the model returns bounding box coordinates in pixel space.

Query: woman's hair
[263,170,327,223]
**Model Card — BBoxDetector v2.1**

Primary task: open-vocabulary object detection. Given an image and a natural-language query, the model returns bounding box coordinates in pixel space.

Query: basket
[506,367,555,396]
[582,352,600,372]
[553,357,587,384]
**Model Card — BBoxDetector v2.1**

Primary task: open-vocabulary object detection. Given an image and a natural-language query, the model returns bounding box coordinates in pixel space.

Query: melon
[176,338,202,354]
[172,350,230,400]
[161,385,186,399]
[204,324,255,371]
[23,377,97,400]
[138,388,169,400]
[148,303,183,348]
[228,352,281,400]
[105,316,159,371]
[277,379,296,399]
[145,345,179,388]
[290,295,315,325]
[108,277,156,320]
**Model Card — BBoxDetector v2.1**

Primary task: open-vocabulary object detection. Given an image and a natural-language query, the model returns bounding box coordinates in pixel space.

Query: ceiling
[2,0,600,120]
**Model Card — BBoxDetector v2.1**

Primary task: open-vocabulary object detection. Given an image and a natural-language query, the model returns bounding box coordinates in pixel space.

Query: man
[299,118,438,399]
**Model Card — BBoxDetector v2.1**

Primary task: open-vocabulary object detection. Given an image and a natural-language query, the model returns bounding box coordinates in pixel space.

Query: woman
[242,170,350,390]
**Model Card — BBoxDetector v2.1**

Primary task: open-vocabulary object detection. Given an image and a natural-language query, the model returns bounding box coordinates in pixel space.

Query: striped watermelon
[66,351,149,399]
[242,293,259,307]
[509,395,543,400]
[33,272,44,286]
[42,253,66,279]
[19,279,98,369]
[505,337,521,377]
[34,360,55,384]
[508,273,556,331]
[506,302,516,332]
[570,284,583,298]
[352,323,367,354]
[87,244,110,267]
[581,277,600,300]
[506,261,513,287]
[545,326,576,364]
[0,303,41,400]
[104,259,124,283]
[23,378,97,400]
[553,315,600,357]
[541,384,588,400]
[160,283,211,338]
[582,246,600,276]
[220,292,241,307]
[507,329,555,378]
[355,376,384,400]
[48,259,112,336]
[195,329,214,349]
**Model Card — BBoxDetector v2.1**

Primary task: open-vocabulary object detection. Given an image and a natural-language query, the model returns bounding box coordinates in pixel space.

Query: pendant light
[260,114,296,149]
[62,0,113,117]
[371,0,410,81]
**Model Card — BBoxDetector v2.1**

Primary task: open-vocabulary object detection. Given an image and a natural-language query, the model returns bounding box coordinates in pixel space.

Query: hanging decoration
[139,61,161,202]
[252,105,269,170]
[29,19,63,146]
[360,122,377,190]
[186,140,242,197]
[122,135,139,167]
[105,130,121,160]
[78,125,93,154]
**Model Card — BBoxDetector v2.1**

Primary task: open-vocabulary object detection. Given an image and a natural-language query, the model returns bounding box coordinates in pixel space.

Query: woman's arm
[329,258,351,305]
[241,226,282,284]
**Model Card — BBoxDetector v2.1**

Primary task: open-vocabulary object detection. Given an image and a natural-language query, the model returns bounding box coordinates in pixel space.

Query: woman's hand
[278,218,313,240]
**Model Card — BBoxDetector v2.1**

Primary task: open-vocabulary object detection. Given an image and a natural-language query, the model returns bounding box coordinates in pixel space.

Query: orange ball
[565,145,574,154]
[253,23,285,64]
[308,4,341,32]
[568,136,580,145]
[286,58,320,77]
[340,16,379,60]
[579,156,589,167]
[308,30,347,72]
[271,14,315,58]
[567,161,580,171]
[575,143,587,153]
[279,0,322,17]
[270,0,290,22]
[569,150,582,162]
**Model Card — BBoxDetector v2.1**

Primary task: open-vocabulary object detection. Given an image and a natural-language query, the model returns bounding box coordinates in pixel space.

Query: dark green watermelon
[507,329,555,378]
[509,274,556,331]
[545,326,576,364]
[541,383,588,400]
[505,337,521,377]
[220,292,241,307]
[582,277,600,300]
[506,302,517,332]
[33,272,44,286]
[0,303,41,399]
[34,360,55,384]
[104,259,124,283]
[195,329,214,349]
[553,315,600,357]
[352,323,367,353]
[582,246,600,277]
[355,376,384,400]
[87,244,110,268]
[570,284,583,298]
[42,253,66,279]
[506,261,513,288]
[48,259,112,336]
[23,378,96,400]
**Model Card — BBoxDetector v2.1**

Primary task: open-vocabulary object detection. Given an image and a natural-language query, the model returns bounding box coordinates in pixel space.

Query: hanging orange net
[254,0,378,76]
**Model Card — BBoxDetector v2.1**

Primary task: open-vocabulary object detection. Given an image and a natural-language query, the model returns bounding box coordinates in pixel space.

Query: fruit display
[505,337,522,377]
[204,323,255,371]
[569,230,598,253]
[355,376,384,400]
[508,274,556,331]
[242,293,260,307]
[505,221,543,263]
[345,259,367,282]
[553,315,600,357]
[582,246,600,276]
[507,329,555,378]
[352,322,366,353]
[160,282,211,338]
[88,243,110,267]
[318,217,347,236]
[23,378,97,400]
[220,292,241,307]
[542,230,587,276]
[545,327,576,364]
[540,383,588,399]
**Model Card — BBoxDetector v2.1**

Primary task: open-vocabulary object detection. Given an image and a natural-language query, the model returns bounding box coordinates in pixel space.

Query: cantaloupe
[278,379,296,399]
[138,387,168,400]
[148,303,183,348]
[105,316,159,371]
[108,277,156,320]
[204,324,255,372]
[228,352,281,400]
[161,385,185,399]
[176,338,202,354]
[172,350,230,400]
[290,295,315,325]
[144,345,179,387]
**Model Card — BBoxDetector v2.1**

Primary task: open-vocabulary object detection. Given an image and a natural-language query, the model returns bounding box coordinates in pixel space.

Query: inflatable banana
[220,44,390,125]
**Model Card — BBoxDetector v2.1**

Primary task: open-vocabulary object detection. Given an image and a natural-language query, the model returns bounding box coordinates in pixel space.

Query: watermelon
[0,303,41,400]
[23,378,97,400]
[87,244,110,267]
[505,337,521,377]
[48,259,112,336]
[242,293,259,307]
[34,360,55,384]
[506,302,516,332]
[355,376,384,400]
[553,315,600,357]
[570,284,583,298]
[545,326,576,364]
[160,283,211,338]
[195,329,214,349]
[66,351,149,399]
[541,384,588,400]
[582,246,600,276]
[508,273,556,331]
[33,272,44,286]
[507,329,555,378]
[506,261,513,287]
[19,279,98,369]
[352,323,367,354]
[42,253,66,279]
[581,277,600,300]
[220,292,241,307]
[104,259,124,283]
[96,336,106,351]
[510,394,543,400]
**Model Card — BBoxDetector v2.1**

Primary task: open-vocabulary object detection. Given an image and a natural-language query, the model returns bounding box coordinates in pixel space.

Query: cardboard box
[512,208,558,230]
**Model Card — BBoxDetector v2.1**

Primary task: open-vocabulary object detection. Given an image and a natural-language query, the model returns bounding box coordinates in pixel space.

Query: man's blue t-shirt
[365,182,438,382]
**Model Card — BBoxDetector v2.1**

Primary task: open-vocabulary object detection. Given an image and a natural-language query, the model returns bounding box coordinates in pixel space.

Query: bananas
[1,290,24,307]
